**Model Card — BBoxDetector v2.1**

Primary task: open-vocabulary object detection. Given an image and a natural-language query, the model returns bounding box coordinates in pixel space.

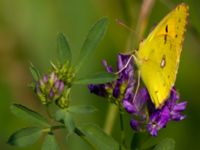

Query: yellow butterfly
[135,3,189,108]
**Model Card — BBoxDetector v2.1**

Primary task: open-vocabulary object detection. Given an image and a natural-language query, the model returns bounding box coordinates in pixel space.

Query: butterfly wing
[137,36,178,108]
[136,3,189,108]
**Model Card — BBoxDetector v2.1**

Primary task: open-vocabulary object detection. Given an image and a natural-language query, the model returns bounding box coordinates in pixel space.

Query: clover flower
[124,88,149,132]
[147,88,187,136]
[35,72,65,105]
[88,53,135,105]
[88,53,187,136]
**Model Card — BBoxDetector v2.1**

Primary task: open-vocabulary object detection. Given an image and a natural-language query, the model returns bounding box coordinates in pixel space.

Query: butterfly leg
[115,55,133,75]
[133,70,140,102]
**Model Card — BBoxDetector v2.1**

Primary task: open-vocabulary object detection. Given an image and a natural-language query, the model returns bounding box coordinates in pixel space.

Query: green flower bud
[35,72,65,105]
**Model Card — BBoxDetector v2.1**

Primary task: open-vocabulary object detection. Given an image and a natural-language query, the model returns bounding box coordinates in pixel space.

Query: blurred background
[0,0,199,149]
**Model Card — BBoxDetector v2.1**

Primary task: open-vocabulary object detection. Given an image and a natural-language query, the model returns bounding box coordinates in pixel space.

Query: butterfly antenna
[114,55,133,75]
[116,19,136,34]
[133,71,140,102]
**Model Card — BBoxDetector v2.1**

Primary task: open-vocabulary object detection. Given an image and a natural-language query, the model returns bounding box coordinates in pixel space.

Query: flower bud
[35,72,65,105]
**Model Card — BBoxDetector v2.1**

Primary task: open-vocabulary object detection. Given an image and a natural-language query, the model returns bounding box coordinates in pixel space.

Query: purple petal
[147,106,170,136]
[88,84,107,97]
[49,89,54,98]
[134,88,149,110]
[112,81,121,98]
[102,60,113,73]
[117,54,131,71]
[130,119,140,131]
[59,81,65,93]
[173,101,187,111]
[126,88,148,114]
[157,106,170,128]
[171,112,186,121]
[149,111,159,122]
[124,81,134,97]
[117,54,124,71]
[123,100,137,113]
[170,87,180,102]
[123,76,135,101]
[147,123,158,136]
[43,75,48,83]
[54,80,60,89]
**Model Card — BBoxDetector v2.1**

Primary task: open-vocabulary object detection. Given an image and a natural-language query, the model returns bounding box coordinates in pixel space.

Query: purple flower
[147,106,170,136]
[130,119,143,131]
[123,88,149,114]
[88,53,187,137]
[147,88,187,136]
[123,88,150,132]
[88,53,135,103]
[166,88,187,121]
[55,80,65,94]
[102,60,113,73]
[88,84,108,97]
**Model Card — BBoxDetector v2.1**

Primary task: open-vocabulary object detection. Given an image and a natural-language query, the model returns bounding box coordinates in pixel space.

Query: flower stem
[45,104,53,119]
[49,124,97,149]
[119,107,126,149]
[103,103,118,134]
[74,127,98,150]
[51,125,65,130]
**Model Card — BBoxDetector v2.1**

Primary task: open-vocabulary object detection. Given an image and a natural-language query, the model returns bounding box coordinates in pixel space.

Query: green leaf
[7,127,42,147]
[55,109,75,134]
[10,104,49,127]
[42,133,59,150]
[57,32,72,64]
[74,72,116,84]
[29,63,40,81]
[76,17,108,71]
[68,105,97,114]
[141,135,160,149]
[79,124,119,150]
[63,112,75,134]
[153,138,175,150]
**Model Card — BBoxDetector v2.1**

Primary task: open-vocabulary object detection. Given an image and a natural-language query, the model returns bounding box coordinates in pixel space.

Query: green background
[0,0,199,149]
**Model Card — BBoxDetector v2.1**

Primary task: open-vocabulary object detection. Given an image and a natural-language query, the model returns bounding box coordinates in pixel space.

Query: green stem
[51,125,65,130]
[45,104,53,119]
[119,107,126,149]
[74,127,98,150]
[42,124,65,133]
[103,103,118,134]
[50,124,97,150]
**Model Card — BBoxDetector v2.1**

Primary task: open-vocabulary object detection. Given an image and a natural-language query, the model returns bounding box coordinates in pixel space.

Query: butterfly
[135,3,189,108]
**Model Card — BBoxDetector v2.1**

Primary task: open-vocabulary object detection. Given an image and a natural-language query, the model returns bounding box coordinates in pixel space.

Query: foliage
[7,14,182,150]
[8,17,121,150]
